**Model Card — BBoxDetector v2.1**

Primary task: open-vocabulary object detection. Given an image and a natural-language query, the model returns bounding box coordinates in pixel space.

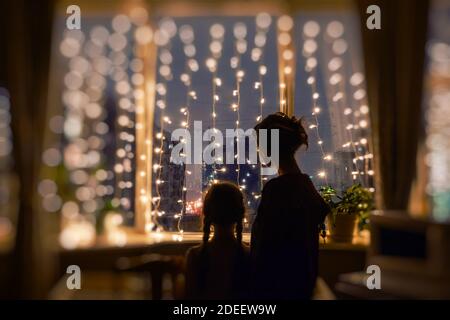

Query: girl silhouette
[252,112,330,299]
[185,182,251,299]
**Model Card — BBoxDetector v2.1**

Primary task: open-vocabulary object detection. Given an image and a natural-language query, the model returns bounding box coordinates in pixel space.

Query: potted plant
[319,184,374,243]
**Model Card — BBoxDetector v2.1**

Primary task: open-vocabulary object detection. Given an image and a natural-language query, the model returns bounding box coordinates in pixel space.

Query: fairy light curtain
[40,8,152,248]
[41,5,374,245]
[150,12,374,235]
[295,12,374,193]
[151,16,279,233]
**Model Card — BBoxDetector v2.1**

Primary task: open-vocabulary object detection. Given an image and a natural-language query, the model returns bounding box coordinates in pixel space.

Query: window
[151,16,279,232]
[294,12,374,192]
[423,0,450,221]
[40,2,374,248]
[0,88,16,253]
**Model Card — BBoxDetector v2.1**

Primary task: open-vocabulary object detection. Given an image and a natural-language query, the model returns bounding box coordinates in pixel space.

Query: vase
[327,214,358,243]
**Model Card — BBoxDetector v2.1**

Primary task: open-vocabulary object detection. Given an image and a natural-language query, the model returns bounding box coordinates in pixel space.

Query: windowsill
[59,228,369,253]
[57,229,369,276]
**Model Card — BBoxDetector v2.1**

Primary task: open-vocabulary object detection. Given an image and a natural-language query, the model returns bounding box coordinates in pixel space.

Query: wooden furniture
[335,211,450,299]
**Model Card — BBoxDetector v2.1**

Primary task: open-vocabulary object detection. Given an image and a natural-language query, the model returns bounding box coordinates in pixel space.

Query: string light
[302,21,329,183]
[323,19,374,189]
[176,24,198,234]
[111,15,141,221]
[232,22,247,189]
[53,11,150,247]
[151,18,177,232]
[277,15,294,114]
[206,23,225,185]
[254,12,272,194]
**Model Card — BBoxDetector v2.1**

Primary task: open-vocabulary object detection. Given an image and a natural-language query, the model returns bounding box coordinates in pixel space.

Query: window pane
[294,12,374,194]
[151,17,279,232]
[424,0,450,221]
[44,5,377,243]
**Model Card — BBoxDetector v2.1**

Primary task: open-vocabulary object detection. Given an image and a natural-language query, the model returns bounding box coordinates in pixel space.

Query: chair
[115,254,185,300]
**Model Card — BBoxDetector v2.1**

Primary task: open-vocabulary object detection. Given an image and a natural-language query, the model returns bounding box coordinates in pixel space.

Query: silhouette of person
[185,182,251,299]
[251,112,330,299]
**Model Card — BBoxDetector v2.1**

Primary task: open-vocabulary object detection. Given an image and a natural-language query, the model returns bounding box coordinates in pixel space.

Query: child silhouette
[185,182,251,299]
[252,112,330,299]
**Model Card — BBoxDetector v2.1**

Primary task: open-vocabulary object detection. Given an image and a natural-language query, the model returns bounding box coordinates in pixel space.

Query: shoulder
[261,176,283,194]
[299,173,316,186]
[262,173,311,193]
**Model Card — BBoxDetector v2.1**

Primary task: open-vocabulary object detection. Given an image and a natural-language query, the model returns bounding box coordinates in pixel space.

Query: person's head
[202,181,245,244]
[254,112,308,161]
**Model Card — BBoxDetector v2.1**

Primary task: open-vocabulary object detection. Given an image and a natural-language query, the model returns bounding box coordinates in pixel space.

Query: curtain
[357,0,429,210]
[1,0,55,298]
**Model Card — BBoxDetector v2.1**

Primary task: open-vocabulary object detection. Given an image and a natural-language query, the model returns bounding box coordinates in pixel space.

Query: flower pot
[327,214,358,243]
